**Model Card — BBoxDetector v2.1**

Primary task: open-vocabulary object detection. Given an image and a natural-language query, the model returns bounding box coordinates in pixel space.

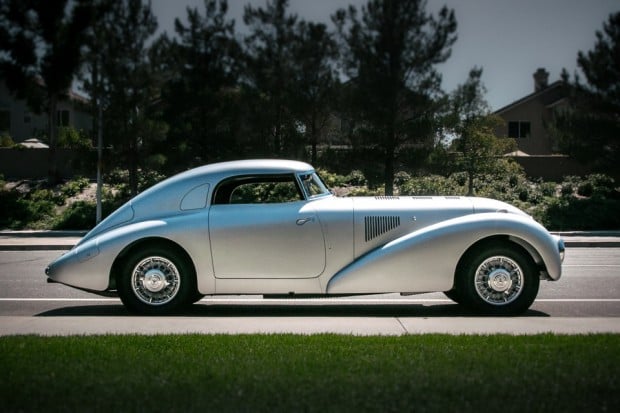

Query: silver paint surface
[46,159,563,297]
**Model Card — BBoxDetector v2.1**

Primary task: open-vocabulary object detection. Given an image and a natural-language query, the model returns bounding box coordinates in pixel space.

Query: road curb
[1,316,619,336]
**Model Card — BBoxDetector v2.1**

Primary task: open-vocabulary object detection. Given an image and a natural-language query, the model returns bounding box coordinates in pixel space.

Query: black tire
[443,289,463,305]
[455,243,540,315]
[116,246,196,315]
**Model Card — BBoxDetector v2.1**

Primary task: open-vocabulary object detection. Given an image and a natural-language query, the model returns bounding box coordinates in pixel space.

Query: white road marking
[1,298,619,303]
[563,264,620,267]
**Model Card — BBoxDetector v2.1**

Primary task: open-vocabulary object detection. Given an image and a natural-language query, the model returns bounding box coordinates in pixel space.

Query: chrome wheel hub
[474,256,523,305]
[131,256,181,305]
[487,269,512,292]
[142,269,168,293]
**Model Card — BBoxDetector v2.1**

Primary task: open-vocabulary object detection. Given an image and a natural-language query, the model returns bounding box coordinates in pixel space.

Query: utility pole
[96,97,103,224]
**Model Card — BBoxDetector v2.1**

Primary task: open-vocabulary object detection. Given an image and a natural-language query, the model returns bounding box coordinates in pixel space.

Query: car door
[208,176,326,279]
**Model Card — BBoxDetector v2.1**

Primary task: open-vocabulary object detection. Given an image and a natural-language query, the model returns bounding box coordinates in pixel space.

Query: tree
[82,0,162,196]
[333,0,457,195]
[242,0,300,157]
[157,0,241,169]
[446,68,516,195]
[551,12,620,175]
[0,0,94,183]
[291,21,339,164]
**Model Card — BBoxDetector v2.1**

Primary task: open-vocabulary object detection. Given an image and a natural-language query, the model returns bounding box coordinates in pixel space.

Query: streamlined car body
[46,159,564,315]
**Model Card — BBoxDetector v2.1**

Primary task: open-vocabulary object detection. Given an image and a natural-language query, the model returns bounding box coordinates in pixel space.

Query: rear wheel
[117,246,196,315]
[456,243,539,315]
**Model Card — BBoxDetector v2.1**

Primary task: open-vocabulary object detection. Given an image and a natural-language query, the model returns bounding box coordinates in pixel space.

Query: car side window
[213,175,303,205]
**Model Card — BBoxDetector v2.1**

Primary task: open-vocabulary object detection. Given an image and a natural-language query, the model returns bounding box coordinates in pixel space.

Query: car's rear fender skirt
[99,217,214,294]
[326,212,561,294]
[47,217,213,293]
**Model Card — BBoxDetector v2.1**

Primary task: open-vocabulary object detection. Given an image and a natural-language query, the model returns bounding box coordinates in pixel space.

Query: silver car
[46,159,564,315]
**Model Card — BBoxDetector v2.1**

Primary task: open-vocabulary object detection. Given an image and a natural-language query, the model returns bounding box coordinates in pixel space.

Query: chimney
[533,68,549,92]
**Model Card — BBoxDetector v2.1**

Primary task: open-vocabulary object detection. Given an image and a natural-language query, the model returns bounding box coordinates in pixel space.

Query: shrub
[57,127,92,149]
[542,197,620,231]
[53,201,96,230]
[560,183,574,197]
[540,181,557,197]
[400,175,462,196]
[585,174,616,198]
[30,188,64,206]
[346,170,367,186]
[0,134,15,147]
[316,169,347,188]
[61,177,90,198]
[577,181,593,197]
[393,171,411,189]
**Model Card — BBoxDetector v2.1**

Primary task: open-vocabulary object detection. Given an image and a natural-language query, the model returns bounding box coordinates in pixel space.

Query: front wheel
[117,246,196,315]
[455,243,540,315]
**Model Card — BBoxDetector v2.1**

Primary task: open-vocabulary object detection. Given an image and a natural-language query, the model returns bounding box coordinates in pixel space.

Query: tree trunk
[384,126,396,196]
[310,113,317,165]
[384,150,395,196]
[129,133,138,197]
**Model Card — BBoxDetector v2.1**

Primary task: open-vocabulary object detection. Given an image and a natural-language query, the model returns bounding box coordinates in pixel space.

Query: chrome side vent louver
[365,216,401,242]
[375,196,400,200]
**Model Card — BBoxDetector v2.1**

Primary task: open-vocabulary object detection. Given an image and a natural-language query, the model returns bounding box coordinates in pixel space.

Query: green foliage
[449,115,518,195]
[52,201,95,229]
[230,181,301,204]
[104,168,166,201]
[0,0,95,183]
[57,127,92,149]
[157,0,240,169]
[387,169,619,230]
[316,168,347,187]
[61,177,90,198]
[345,170,367,186]
[333,0,457,195]
[0,133,15,147]
[0,186,56,229]
[52,200,114,230]
[541,197,620,231]
[399,174,464,196]
[550,12,620,176]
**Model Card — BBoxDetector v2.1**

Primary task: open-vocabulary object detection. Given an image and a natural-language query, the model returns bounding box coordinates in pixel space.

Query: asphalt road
[0,248,619,335]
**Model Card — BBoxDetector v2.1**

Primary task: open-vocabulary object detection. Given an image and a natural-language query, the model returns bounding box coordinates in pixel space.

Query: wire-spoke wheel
[131,256,181,306]
[456,243,539,315]
[117,245,196,315]
[474,255,523,306]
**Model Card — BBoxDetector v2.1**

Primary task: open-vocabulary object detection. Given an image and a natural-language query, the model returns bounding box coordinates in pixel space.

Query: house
[0,79,92,144]
[494,69,587,180]
[0,79,93,179]
[494,68,568,155]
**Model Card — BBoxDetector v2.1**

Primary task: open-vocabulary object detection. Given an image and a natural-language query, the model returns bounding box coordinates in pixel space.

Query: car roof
[192,159,314,176]
[149,159,315,192]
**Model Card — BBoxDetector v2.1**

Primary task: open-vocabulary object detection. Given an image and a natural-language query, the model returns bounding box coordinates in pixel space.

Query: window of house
[0,110,10,132]
[508,121,531,138]
[57,110,70,127]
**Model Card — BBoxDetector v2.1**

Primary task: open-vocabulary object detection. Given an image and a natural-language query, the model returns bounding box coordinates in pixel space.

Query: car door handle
[296,217,314,226]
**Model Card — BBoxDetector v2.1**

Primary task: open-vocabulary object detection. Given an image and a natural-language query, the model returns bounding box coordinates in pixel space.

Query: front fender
[326,213,562,294]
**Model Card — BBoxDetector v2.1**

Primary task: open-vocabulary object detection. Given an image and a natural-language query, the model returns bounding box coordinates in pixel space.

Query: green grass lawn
[1,334,618,412]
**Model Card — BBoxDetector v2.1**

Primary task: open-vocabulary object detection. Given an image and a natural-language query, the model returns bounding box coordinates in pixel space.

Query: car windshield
[299,172,331,199]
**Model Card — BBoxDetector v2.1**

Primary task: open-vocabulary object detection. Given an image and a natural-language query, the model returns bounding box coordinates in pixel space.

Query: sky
[151,0,619,111]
